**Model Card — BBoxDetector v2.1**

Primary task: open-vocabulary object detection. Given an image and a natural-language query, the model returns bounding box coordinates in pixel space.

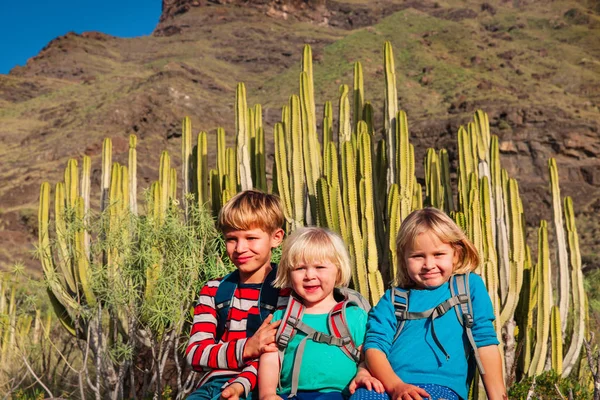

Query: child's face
[224,227,284,283]
[405,230,458,289]
[290,259,338,312]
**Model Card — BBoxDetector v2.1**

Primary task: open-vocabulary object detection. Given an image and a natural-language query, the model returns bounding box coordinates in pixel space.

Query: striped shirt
[186,276,289,395]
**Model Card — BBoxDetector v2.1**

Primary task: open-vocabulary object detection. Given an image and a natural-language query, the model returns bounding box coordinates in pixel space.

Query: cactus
[338,85,352,146]
[528,220,552,377]
[341,141,368,298]
[551,305,563,375]
[236,82,252,191]
[396,111,415,221]
[549,158,569,334]
[562,196,585,377]
[353,61,364,131]
[383,41,398,190]
[182,116,192,209]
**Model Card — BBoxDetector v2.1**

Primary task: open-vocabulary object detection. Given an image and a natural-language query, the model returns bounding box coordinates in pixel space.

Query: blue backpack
[214,263,280,341]
[391,272,485,374]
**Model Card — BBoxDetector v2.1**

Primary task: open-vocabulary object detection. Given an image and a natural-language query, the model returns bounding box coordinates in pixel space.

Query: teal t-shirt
[272,306,367,394]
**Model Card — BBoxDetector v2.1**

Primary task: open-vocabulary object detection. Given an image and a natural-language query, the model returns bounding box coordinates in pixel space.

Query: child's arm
[365,348,430,400]
[468,274,506,399]
[185,281,279,371]
[185,281,245,370]
[258,351,282,400]
[478,345,507,400]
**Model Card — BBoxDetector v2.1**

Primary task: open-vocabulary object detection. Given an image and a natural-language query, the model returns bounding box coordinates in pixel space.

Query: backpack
[214,263,280,341]
[274,288,371,397]
[391,272,485,375]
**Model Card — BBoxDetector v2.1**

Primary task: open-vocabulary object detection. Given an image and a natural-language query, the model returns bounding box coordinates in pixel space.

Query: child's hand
[220,382,245,400]
[349,368,385,393]
[390,383,430,400]
[243,314,281,360]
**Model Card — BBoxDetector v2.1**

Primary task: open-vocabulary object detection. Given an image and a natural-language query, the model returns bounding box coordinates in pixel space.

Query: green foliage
[38,141,224,398]
[508,370,592,399]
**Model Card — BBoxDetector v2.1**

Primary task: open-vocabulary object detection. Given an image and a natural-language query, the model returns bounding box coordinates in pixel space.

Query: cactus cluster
[179,42,588,386]
[37,134,221,398]
[38,41,589,395]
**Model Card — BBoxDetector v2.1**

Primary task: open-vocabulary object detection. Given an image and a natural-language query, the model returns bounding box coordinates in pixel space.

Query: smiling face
[290,260,339,313]
[224,227,284,283]
[405,230,458,289]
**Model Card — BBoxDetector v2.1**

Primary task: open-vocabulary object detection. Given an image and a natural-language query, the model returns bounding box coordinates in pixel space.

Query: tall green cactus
[236,82,252,191]
[353,61,364,131]
[549,158,569,334]
[528,220,552,377]
[562,196,585,377]
[383,41,398,191]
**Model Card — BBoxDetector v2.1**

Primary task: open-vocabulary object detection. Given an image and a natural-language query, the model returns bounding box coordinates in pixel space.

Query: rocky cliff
[0,0,599,274]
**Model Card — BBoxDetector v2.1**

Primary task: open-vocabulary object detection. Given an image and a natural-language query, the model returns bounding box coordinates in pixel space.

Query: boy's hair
[217,190,285,234]
[395,207,480,288]
[274,227,352,289]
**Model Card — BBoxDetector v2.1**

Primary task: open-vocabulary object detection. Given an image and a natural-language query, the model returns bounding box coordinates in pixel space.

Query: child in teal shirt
[258,227,383,400]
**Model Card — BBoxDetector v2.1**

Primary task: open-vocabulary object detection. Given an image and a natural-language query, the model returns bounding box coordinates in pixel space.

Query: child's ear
[270,228,285,248]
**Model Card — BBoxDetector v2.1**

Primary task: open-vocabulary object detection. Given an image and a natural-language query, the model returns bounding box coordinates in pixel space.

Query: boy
[186,190,287,400]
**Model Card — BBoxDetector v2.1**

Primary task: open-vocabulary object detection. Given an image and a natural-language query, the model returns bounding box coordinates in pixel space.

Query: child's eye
[316,265,326,269]
[295,266,306,271]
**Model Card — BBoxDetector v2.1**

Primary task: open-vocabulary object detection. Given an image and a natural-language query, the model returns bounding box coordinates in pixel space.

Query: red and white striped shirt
[186,277,289,395]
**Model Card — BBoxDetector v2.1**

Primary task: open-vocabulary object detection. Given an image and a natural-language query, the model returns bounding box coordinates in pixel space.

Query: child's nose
[423,256,435,269]
[304,267,316,279]
[236,240,248,252]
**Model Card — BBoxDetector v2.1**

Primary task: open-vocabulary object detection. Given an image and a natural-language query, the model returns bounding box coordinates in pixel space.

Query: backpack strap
[392,287,409,342]
[274,293,361,399]
[214,270,240,341]
[329,300,361,362]
[392,282,470,362]
[258,264,280,318]
[451,273,485,375]
[245,264,280,335]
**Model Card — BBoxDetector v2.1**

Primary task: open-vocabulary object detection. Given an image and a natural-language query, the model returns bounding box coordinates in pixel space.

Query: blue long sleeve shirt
[364,273,498,400]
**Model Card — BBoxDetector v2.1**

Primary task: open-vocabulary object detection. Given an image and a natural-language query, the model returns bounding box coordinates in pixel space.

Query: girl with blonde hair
[359,208,506,400]
[259,227,383,400]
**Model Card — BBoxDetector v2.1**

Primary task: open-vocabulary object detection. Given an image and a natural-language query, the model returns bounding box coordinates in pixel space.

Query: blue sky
[0,0,162,74]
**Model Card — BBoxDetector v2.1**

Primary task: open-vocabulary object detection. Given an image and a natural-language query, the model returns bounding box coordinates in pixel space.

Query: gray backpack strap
[392,287,409,342]
[275,296,304,396]
[453,273,485,375]
[275,295,349,398]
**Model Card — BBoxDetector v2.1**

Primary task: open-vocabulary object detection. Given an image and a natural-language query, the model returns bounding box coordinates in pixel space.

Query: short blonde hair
[217,190,284,234]
[395,207,480,288]
[274,227,352,289]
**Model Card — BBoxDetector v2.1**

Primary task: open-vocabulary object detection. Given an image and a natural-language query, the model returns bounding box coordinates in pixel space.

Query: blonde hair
[217,190,284,234]
[394,207,480,288]
[274,227,352,289]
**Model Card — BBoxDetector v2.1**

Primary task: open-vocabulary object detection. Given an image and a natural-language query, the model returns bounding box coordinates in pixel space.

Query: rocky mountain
[0,0,599,275]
